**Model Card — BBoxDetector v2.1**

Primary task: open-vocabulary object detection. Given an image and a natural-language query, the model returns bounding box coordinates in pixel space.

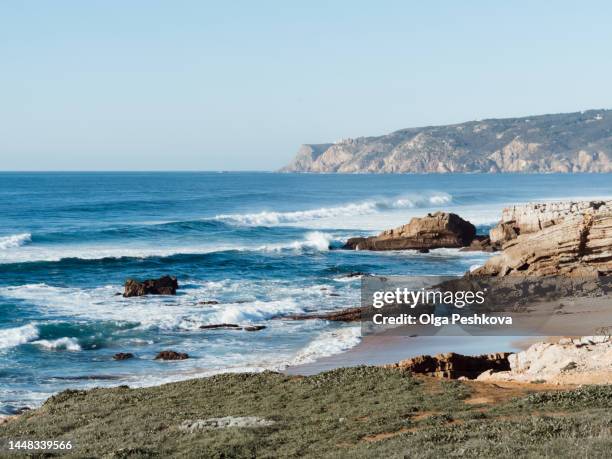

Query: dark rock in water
[418,248,430,253]
[198,300,220,305]
[345,272,367,277]
[155,350,189,360]
[11,406,31,415]
[199,323,242,330]
[386,352,511,379]
[328,293,341,297]
[285,307,364,322]
[113,352,134,361]
[123,275,178,297]
[343,212,476,251]
[243,325,266,332]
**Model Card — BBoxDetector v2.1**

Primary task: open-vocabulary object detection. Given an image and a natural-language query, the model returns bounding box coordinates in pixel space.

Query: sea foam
[0,323,39,349]
[0,233,31,250]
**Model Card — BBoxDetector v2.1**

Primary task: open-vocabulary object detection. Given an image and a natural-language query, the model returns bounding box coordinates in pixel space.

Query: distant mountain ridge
[281,110,612,173]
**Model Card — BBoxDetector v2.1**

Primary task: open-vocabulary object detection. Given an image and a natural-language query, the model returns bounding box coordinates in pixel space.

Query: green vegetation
[1,367,610,458]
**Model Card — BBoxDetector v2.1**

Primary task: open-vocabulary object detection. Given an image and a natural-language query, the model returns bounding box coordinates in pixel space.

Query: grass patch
[1,367,610,458]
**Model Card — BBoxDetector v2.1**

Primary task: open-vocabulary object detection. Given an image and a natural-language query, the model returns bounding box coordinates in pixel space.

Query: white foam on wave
[0,231,341,264]
[213,193,452,227]
[204,299,303,325]
[33,337,81,351]
[0,244,242,264]
[0,233,31,250]
[290,326,361,366]
[0,324,39,349]
[259,231,341,252]
[0,280,353,332]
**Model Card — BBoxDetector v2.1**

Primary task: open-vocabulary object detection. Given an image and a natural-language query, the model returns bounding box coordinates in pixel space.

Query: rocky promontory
[475,200,612,276]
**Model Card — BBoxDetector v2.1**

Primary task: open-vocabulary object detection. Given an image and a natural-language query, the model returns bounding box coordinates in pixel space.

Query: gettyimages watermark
[360,275,612,336]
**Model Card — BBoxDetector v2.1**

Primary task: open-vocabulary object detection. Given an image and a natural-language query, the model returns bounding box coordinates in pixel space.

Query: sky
[1,1,612,171]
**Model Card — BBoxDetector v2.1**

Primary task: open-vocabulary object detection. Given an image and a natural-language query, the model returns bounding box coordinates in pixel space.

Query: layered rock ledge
[344,212,476,251]
[474,200,612,276]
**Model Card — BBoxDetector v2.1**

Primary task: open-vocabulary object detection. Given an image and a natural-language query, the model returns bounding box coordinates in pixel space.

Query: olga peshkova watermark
[360,275,612,336]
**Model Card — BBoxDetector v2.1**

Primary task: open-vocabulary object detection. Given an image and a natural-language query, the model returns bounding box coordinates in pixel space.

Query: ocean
[1,172,611,414]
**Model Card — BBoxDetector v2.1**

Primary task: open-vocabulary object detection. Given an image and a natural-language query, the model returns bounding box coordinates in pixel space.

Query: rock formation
[386,352,511,379]
[477,336,611,384]
[344,212,476,251]
[123,275,179,297]
[281,110,612,173]
[474,200,612,276]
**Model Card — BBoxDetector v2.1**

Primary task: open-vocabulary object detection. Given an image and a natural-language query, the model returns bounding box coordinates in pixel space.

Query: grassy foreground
[1,367,611,458]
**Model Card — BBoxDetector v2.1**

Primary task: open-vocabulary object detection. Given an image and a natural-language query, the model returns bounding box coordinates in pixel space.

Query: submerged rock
[123,275,178,297]
[343,212,476,251]
[155,350,189,360]
[199,323,241,330]
[386,352,511,379]
[243,325,266,332]
[113,352,134,361]
[285,307,364,322]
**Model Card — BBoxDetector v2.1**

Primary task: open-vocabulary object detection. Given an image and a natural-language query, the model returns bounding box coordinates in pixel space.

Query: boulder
[386,352,511,379]
[155,350,189,360]
[344,212,476,251]
[123,276,178,297]
[474,202,612,276]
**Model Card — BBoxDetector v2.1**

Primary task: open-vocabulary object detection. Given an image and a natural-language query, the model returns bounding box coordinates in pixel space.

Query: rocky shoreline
[2,198,610,457]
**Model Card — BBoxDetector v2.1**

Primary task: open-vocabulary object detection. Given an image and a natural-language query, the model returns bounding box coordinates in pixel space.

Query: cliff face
[281,110,612,173]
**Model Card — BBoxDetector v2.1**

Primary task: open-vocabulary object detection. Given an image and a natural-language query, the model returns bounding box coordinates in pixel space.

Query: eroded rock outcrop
[489,200,611,246]
[344,212,476,251]
[123,275,179,297]
[386,352,511,379]
[474,200,612,276]
[477,336,612,384]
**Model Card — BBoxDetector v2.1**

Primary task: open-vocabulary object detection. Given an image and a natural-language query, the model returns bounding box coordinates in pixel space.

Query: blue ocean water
[1,172,611,413]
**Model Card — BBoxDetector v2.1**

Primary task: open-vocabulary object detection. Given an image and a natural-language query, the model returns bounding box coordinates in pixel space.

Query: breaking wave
[33,337,82,352]
[290,327,361,366]
[0,324,39,349]
[213,193,452,226]
[0,233,31,250]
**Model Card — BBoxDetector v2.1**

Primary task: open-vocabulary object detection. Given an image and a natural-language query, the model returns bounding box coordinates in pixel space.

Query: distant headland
[281,109,612,173]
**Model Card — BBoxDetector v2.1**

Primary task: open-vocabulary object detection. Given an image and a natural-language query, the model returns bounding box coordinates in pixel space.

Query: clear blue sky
[1,1,611,171]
